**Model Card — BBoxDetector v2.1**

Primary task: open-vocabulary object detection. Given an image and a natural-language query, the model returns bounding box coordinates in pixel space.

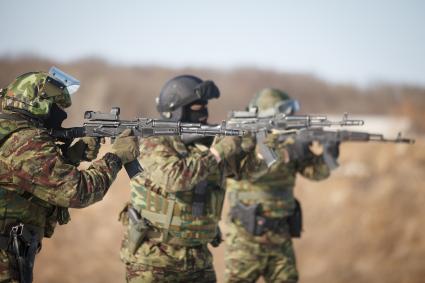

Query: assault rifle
[278,128,415,169]
[51,107,245,177]
[226,108,365,167]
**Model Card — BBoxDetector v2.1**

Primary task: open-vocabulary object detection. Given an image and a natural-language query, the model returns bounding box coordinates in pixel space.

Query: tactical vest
[0,115,69,238]
[130,138,225,247]
[226,137,299,219]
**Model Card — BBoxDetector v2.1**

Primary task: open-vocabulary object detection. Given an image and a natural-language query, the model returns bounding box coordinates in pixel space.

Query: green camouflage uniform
[0,73,123,282]
[120,136,234,283]
[224,134,330,283]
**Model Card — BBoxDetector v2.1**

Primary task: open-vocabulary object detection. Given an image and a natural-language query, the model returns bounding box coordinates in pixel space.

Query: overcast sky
[1,0,424,86]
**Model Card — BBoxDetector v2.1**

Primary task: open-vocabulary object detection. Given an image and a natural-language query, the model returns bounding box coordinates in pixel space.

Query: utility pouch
[127,206,149,254]
[230,201,261,235]
[192,180,208,217]
[288,198,303,238]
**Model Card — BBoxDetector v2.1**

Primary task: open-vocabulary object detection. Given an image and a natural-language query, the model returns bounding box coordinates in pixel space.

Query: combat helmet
[156,75,220,121]
[249,88,300,117]
[0,67,80,118]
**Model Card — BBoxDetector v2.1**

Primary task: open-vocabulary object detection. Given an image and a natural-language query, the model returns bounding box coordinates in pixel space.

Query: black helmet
[156,75,220,121]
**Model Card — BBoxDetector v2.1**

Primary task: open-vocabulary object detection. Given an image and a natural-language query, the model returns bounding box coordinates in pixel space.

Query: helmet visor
[275,99,300,115]
[258,99,300,117]
[48,66,80,95]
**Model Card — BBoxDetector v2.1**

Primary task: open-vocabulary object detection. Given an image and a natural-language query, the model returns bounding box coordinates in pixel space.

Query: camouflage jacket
[226,133,330,244]
[0,117,122,238]
[125,135,236,251]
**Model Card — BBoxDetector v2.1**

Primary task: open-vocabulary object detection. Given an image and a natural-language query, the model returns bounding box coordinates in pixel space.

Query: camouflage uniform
[0,71,126,282]
[224,133,331,283]
[224,88,331,282]
[120,135,236,283]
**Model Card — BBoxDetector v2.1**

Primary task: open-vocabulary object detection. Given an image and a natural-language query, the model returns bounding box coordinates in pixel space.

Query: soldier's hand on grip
[65,137,101,164]
[210,136,242,162]
[111,129,139,164]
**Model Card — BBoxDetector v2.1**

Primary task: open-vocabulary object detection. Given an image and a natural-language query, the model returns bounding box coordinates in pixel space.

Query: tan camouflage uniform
[224,134,331,283]
[120,136,236,283]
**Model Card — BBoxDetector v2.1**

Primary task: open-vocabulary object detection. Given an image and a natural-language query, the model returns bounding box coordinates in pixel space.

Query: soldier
[224,88,339,283]
[119,75,242,283]
[0,69,139,283]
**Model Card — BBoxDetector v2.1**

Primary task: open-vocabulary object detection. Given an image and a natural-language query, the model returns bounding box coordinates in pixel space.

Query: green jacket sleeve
[5,128,122,208]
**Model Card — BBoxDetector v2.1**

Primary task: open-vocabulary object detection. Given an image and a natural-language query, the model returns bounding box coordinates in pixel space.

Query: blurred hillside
[1,57,424,283]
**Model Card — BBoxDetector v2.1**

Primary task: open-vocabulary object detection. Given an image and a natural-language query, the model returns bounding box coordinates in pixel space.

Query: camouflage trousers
[224,225,298,283]
[121,235,217,283]
[125,263,216,283]
[0,250,18,283]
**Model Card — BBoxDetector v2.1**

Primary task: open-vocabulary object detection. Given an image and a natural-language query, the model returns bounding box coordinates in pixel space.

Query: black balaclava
[180,99,214,146]
[43,103,68,129]
[181,99,209,124]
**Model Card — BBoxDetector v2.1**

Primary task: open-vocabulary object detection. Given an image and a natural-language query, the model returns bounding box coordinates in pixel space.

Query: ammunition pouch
[0,223,43,283]
[230,201,288,236]
[288,198,303,238]
[230,199,303,238]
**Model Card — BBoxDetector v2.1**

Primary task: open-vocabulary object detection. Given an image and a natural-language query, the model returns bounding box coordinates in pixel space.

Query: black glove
[64,137,101,165]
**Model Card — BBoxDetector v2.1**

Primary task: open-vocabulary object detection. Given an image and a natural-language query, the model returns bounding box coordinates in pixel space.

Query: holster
[230,201,292,237]
[127,206,149,254]
[288,198,303,238]
[0,223,43,283]
[230,201,261,235]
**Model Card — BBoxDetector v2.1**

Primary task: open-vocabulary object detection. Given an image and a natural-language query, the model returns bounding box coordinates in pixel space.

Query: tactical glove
[65,137,101,165]
[210,136,241,162]
[111,129,139,164]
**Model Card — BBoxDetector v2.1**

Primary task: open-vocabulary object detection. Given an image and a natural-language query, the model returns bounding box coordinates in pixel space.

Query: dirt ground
[33,139,425,283]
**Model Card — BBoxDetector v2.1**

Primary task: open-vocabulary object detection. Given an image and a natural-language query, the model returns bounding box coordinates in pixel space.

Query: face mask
[186,108,209,124]
[43,103,68,129]
[181,101,209,124]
